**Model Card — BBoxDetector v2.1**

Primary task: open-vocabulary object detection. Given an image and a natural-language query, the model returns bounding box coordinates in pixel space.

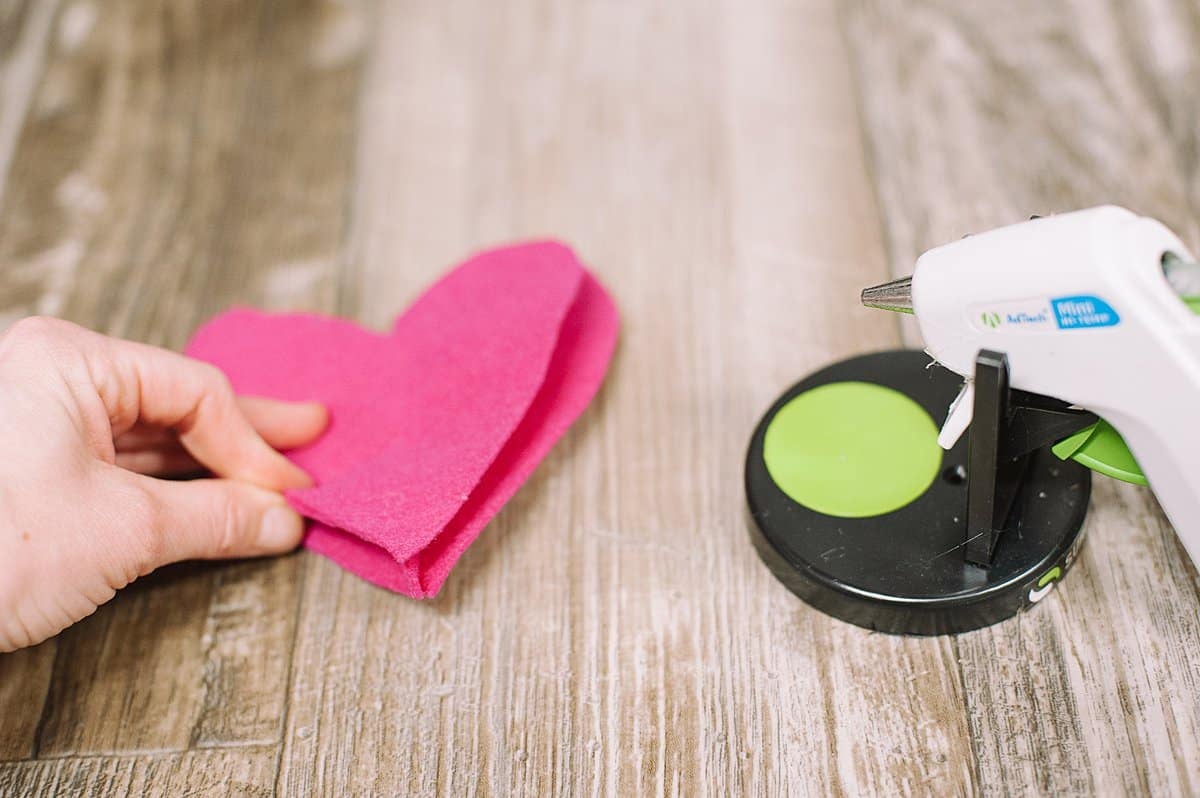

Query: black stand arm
[965,350,1098,567]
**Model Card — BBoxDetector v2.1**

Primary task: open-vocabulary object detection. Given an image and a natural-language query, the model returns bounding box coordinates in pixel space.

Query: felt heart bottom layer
[186,242,619,597]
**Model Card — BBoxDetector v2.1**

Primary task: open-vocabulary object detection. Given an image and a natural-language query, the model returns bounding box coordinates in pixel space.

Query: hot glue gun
[863,205,1200,567]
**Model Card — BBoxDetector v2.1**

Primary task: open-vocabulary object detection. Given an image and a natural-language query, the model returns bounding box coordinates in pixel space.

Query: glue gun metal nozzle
[861,276,914,314]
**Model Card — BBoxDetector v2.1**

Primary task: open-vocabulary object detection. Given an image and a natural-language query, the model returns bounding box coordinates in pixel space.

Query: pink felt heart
[185,241,618,597]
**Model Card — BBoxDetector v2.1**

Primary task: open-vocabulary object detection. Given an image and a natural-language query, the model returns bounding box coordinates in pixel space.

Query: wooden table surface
[1,1,1199,795]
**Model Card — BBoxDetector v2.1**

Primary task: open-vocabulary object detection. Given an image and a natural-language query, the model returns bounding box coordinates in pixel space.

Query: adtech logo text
[973,294,1120,332]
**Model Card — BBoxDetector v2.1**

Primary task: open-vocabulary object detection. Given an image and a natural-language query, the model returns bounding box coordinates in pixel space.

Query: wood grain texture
[0,642,53,760]
[0,0,63,762]
[0,0,59,215]
[277,0,973,794]
[842,1,1200,794]
[0,0,362,764]
[0,747,278,797]
[0,0,1195,795]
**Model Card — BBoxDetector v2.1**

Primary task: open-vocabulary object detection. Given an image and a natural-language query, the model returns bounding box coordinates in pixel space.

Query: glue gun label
[971,295,1120,332]
[1050,295,1121,329]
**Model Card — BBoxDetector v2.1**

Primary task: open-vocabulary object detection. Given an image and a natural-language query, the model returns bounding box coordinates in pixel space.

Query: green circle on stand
[762,381,943,518]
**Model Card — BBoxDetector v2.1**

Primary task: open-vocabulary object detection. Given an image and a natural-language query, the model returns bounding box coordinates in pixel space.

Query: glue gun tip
[861,276,914,314]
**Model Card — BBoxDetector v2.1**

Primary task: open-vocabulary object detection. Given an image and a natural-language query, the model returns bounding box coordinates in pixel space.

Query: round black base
[745,350,1091,635]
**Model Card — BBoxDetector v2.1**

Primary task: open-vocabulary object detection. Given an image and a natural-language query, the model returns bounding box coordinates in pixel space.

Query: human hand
[0,317,327,651]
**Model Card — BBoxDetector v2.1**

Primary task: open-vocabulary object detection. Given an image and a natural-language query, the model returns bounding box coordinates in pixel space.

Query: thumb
[132,474,306,567]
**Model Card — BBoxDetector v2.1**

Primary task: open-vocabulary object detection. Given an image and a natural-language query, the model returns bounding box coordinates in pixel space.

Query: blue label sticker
[1051,295,1120,329]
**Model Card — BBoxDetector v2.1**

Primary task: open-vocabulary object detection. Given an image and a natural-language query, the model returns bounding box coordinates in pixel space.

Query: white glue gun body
[910,206,1200,565]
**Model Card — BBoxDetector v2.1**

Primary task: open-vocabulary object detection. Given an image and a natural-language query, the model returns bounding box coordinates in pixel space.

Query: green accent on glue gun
[1053,420,1148,486]
[1053,292,1200,486]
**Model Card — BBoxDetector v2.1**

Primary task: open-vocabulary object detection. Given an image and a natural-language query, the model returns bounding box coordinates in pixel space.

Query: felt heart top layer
[186,241,618,597]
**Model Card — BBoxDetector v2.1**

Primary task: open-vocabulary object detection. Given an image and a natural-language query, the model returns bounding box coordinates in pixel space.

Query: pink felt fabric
[185,241,618,597]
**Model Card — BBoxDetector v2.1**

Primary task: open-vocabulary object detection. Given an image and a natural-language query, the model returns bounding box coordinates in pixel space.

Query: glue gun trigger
[938,382,974,450]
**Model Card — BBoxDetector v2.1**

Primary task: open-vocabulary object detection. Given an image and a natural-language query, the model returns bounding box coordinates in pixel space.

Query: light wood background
[1,0,1198,795]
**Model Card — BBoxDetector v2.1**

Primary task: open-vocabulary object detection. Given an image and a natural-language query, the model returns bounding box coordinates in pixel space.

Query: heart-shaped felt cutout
[186,241,618,597]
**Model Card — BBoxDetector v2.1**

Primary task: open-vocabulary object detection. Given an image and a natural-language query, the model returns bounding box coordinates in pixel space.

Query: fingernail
[259,505,304,551]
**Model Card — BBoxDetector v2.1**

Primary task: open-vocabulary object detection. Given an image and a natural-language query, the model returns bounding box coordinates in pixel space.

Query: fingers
[85,335,317,491]
[130,472,306,569]
[114,399,328,476]
[0,316,327,487]
[235,397,328,450]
